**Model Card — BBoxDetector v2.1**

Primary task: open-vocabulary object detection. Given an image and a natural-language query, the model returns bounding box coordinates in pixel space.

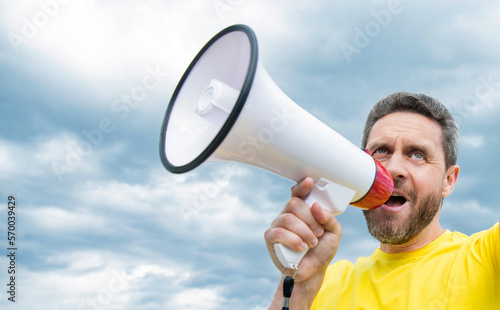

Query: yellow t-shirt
[312,223,500,310]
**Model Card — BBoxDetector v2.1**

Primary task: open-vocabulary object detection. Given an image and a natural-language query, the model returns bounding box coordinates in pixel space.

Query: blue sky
[1,1,499,309]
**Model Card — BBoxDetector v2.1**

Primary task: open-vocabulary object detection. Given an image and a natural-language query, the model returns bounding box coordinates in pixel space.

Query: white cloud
[1,1,224,82]
[12,264,131,310]
[170,287,226,310]
[441,198,496,234]
[70,165,271,246]
[461,135,484,148]
[446,199,494,217]
[14,255,198,310]
[0,135,106,185]
[0,142,18,174]
[24,206,116,235]
[34,132,124,183]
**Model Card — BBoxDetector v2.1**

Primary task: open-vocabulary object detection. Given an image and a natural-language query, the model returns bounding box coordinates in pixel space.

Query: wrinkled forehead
[366,112,444,154]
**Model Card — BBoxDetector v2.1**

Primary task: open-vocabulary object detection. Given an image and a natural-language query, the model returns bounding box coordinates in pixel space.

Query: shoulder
[464,222,500,256]
[432,223,498,249]
[324,259,353,278]
[450,222,499,248]
[443,223,500,274]
[323,255,373,283]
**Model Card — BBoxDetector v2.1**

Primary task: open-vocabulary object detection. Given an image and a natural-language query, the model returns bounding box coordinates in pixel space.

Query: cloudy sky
[1,1,499,309]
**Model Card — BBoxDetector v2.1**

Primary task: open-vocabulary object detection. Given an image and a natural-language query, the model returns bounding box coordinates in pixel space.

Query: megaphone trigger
[304,178,356,215]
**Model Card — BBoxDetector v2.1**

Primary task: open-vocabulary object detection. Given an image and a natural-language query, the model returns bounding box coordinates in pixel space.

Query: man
[265,92,500,309]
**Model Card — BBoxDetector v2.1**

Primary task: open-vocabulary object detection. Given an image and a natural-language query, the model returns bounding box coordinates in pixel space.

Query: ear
[442,165,459,198]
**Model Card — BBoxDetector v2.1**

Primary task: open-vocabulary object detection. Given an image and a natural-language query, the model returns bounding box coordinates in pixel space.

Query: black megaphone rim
[159,24,258,173]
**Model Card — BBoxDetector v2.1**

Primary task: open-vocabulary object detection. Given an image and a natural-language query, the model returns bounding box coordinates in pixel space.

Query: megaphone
[160,24,394,270]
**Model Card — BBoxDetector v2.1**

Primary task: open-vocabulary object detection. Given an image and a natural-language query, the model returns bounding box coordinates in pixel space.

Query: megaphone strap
[282,276,294,310]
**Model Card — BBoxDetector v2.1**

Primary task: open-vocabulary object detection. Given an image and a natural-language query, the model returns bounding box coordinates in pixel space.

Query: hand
[265,177,342,283]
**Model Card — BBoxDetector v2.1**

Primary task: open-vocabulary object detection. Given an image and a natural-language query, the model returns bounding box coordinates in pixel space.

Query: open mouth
[385,194,407,207]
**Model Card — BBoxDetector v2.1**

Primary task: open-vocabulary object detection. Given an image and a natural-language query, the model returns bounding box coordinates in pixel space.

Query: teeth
[392,193,402,197]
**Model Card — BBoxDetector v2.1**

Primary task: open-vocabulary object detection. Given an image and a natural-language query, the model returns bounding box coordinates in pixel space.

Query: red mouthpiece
[351,151,394,210]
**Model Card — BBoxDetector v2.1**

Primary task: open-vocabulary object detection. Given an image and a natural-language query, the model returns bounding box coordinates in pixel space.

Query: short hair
[361,92,459,168]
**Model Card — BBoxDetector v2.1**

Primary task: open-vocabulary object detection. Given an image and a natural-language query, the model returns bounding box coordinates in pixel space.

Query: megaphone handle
[274,178,357,270]
[304,178,357,214]
[274,243,307,270]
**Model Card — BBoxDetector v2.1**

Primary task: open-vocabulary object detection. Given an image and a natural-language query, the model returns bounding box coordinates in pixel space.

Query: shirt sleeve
[469,222,500,276]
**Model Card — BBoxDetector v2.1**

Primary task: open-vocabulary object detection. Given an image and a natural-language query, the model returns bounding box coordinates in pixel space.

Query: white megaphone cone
[160,24,394,270]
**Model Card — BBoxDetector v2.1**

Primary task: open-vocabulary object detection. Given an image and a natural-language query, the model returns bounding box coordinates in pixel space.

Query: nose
[384,153,408,181]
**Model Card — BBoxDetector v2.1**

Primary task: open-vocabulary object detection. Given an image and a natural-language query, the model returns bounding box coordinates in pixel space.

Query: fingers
[270,213,315,251]
[265,178,343,283]
[270,197,324,251]
[310,203,342,237]
[265,225,308,254]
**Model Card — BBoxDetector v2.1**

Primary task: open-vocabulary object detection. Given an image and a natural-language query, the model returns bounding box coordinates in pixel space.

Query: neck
[380,213,445,254]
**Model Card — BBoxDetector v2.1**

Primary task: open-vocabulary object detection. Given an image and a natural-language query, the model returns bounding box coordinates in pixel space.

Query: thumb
[291,177,314,199]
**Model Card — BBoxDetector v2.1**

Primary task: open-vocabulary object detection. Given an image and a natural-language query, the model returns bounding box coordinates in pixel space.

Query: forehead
[366,112,444,153]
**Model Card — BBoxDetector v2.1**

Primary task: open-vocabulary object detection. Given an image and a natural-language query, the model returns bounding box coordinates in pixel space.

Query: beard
[362,180,443,245]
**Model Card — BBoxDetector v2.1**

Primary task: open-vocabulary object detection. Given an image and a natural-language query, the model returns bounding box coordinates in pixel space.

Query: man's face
[362,112,457,245]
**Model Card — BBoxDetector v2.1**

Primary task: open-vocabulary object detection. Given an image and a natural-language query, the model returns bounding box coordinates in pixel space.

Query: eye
[371,148,390,159]
[373,148,388,154]
[411,152,425,161]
